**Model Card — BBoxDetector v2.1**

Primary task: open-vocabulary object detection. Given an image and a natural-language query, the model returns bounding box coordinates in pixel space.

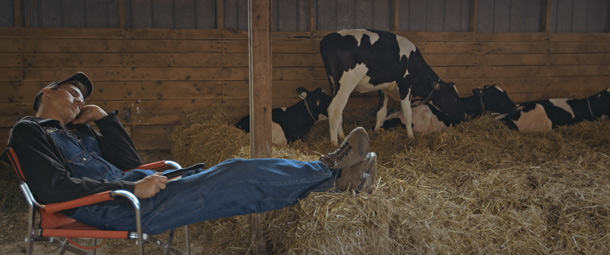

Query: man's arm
[74,106,142,170]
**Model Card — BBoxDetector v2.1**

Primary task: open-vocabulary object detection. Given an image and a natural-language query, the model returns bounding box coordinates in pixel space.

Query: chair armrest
[128,160,182,171]
[42,189,143,214]
[136,160,168,170]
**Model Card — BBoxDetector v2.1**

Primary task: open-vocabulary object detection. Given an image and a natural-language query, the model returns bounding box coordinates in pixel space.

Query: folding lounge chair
[5,147,191,255]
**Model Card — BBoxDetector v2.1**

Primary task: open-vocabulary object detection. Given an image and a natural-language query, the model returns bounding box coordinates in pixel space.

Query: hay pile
[171,105,610,254]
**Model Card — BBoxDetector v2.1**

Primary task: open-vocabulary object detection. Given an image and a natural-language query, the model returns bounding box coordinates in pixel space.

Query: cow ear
[297,87,308,99]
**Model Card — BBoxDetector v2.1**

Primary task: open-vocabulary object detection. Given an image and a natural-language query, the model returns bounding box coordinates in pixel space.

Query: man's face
[46,83,85,123]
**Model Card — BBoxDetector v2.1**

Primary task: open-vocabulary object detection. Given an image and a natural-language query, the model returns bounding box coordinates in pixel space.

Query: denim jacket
[6,111,142,204]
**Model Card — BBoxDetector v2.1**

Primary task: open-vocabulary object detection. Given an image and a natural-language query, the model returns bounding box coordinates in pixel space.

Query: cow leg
[327,90,352,145]
[400,91,415,138]
[374,91,389,132]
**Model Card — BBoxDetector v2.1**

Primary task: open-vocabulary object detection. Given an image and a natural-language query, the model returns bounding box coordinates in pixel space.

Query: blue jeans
[47,127,336,235]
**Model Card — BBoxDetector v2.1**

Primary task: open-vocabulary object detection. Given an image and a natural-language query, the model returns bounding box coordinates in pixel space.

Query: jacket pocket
[67,150,93,167]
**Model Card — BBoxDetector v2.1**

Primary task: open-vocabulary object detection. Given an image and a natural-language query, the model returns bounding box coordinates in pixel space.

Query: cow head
[590,87,610,119]
[297,87,332,121]
[474,84,517,115]
[426,80,467,122]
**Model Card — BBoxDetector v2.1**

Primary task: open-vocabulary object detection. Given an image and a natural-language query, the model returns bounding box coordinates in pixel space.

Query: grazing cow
[235,87,332,145]
[383,84,516,133]
[320,29,466,145]
[499,87,610,132]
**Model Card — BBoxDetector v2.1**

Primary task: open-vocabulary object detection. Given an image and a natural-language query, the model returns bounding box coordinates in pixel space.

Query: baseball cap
[33,72,94,111]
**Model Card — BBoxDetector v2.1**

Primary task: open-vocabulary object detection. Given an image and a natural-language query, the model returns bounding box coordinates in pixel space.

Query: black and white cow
[382,84,516,133]
[320,29,465,145]
[499,87,610,132]
[235,87,332,145]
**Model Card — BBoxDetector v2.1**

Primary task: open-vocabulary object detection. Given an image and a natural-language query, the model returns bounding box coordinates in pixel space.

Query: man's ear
[41,87,54,97]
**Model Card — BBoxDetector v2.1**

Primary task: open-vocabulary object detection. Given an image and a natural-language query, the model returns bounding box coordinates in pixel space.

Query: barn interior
[1,0,609,254]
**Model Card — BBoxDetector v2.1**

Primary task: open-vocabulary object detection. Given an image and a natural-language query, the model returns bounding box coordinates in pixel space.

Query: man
[6,72,377,235]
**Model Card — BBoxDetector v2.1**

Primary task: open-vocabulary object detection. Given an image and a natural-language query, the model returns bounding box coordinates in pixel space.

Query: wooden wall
[1,28,610,161]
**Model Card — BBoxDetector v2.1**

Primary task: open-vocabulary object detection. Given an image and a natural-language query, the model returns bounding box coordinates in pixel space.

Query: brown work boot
[335,152,377,193]
[320,127,369,170]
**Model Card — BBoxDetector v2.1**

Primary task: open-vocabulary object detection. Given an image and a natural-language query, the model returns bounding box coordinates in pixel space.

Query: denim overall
[46,126,335,235]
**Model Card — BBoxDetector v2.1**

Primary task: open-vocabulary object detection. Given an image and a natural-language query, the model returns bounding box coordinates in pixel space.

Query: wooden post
[248,0,272,254]
[216,0,224,29]
[470,0,479,32]
[391,0,399,31]
[541,0,552,33]
[119,0,127,29]
[13,0,23,27]
[309,0,316,32]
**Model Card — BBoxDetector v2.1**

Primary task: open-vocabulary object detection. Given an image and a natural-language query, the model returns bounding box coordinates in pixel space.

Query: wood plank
[125,53,248,67]
[273,53,321,67]
[0,39,23,52]
[0,68,19,81]
[548,41,610,54]
[415,41,480,54]
[424,53,478,66]
[23,39,127,53]
[549,33,610,41]
[125,39,223,53]
[476,53,549,66]
[545,53,610,65]
[131,124,174,150]
[54,80,225,101]
[0,28,126,38]
[478,41,549,54]
[436,65,610,79]
[125,29,248,40]
[23,53,124,67]
[22,67,249,82]
[0,53,22,67]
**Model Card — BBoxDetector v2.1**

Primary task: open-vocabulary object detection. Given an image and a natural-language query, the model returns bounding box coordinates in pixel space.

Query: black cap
[33,72,94,111]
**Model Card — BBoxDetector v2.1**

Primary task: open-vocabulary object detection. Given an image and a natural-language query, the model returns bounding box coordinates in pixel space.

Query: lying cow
[235,87,331,145]
[383,84,516,133]
[499,87,610,132]
[320,29,465,145]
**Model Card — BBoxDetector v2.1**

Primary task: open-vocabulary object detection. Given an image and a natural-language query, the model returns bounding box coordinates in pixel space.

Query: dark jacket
[6,111,142,204]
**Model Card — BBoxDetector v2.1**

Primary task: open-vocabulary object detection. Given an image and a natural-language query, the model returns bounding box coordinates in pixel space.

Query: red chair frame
[6,147,190,255]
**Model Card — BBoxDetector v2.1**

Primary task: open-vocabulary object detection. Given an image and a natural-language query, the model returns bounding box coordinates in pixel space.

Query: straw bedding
[168,105,610,254]
[1,104,608,254]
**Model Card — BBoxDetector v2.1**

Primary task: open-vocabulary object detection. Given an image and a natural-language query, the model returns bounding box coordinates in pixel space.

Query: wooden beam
[216,0,224,29]
[541,0,552,33]
[119,0,127,29]
[309,0,316,31]
[13,0,23,27]
[248,0,272,254]
[470,0,479,32]
[391,0,399,31]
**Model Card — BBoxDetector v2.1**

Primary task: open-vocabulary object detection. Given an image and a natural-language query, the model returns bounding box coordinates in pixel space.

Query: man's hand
[72,105,108,125]
[134,173,168,199]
